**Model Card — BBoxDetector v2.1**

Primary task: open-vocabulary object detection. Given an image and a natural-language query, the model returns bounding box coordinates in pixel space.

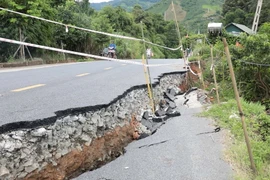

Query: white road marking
[104,67,113,70]
[12,84,46,92]
[76,73,90,77]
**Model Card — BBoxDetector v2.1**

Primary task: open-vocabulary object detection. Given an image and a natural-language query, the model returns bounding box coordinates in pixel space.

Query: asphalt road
[74,92,233,180]
[0,59,185,126]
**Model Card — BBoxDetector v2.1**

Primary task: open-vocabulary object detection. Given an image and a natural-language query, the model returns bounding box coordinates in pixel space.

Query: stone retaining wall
[0,72,185,180]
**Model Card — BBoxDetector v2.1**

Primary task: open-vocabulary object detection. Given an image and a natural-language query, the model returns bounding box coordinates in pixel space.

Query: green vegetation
[0,0,270,178]
[185,2,270,178]
[195,25,270,106]
[201,99,270,179]
[222,0,270,28]
[147,0,224,33]
[93,0,160,12]
[91,0,224,33]
[190,22,270,180]
[0,0,184,62]
[76,58,94,62]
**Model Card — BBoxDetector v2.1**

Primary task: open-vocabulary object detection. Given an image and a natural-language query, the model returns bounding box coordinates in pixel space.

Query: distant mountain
[147,0,224,33]
[90,0,161,11]
[90,0,224,33]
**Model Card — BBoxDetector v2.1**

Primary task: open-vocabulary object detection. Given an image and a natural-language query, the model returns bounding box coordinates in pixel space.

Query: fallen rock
[0,166,10,177]
[155,109,166,117]
[25,163,39,173]
[4,141,15,152]
[80,134,92,142]
[31,128,47,137]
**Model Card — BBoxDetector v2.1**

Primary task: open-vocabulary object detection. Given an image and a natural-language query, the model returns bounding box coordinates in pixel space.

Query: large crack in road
[0,72,185,180]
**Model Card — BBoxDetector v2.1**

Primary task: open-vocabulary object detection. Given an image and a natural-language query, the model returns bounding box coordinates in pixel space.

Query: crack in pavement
[196,127,221,135]
[138,139,171,149]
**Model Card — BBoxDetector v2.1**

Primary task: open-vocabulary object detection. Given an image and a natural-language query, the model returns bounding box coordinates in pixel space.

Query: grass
[201,99,270,179]
[76,58,94,62]
[202,5,220,17]
[147,0,172,15]
[202,5,221,11]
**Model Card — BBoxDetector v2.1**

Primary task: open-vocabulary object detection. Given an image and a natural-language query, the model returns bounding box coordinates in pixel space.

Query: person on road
[146,47,152,59]
[108,41,116,50]
[108,41,116,58]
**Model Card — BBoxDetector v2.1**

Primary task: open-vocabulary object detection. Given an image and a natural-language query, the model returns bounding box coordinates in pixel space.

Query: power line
[203,36,270,68]
[239,60,270,67]
[0,7,181,51]
[0,37,182,68]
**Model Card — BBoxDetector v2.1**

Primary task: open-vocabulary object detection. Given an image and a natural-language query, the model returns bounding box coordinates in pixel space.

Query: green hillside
[90,0,161,11]
[147,0,224,33]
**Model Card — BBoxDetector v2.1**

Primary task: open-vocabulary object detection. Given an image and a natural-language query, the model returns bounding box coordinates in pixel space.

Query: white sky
[89,0,113,3]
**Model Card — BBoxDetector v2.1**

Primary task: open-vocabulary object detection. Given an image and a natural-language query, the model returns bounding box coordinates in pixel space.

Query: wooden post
[223,38,256,173]
[19,28,25,61]
[25,46,33,61]
[171,1,186,64]
[198,60,205,90]
[210,45,220,104]
[61,41,66,60]
[141,21,155,112]
[171,1,189,86]
[142,54,155,113]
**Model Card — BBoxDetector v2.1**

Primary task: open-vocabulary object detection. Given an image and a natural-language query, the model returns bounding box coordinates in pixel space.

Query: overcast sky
[89,0,113,3]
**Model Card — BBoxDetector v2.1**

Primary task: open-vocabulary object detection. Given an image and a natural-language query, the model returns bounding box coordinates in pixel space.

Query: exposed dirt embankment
[0,72,185,180]
[25,124,134,180]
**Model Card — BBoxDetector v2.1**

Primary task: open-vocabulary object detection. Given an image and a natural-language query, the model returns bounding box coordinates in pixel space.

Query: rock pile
[137,84,183,139]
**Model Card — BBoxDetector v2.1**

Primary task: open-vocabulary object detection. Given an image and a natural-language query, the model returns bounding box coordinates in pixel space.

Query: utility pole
[252,0,263,34]
[171,1,186,65]
[210,45,220,104]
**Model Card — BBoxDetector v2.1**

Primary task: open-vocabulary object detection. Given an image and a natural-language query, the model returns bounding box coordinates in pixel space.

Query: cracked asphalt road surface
[0,59,184,126]
[74,91,233,180]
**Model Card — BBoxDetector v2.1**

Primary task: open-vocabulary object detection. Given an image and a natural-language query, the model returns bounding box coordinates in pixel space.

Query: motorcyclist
[109,41,116,50]
[108,41,116,58]
[146,47,152,59]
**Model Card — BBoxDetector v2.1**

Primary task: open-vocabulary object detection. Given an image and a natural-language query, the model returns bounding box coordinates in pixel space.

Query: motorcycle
[147,53,151,59]
[107,47,117,59]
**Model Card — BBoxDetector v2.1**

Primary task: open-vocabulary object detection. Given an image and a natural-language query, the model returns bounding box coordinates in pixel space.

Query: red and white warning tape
[0,37,183,68]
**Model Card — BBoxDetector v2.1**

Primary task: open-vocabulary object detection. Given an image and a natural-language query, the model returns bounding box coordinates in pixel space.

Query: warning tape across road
[0,37,184,68]
[0,7,181,51]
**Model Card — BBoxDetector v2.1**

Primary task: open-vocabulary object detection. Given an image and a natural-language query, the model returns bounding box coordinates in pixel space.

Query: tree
[229,32,270,103]
[222,0,270,27]
[0,0,56,61]
[259,22,270,37]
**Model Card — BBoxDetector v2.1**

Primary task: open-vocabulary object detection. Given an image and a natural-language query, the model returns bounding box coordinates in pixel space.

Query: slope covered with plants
[185,1,270,178]
[90,0,161,11]
[0,0,186,62]
[222,0,270,28]
[147,0,224,33]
